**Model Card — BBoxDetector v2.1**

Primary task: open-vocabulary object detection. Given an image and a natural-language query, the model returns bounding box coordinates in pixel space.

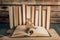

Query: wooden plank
[42,10,46,28]
[1,37,60,40]
[51,12,60,18]
[51,18,60,23]
[22,4,26,25]
[8,6,13,29]
[35,7,39,26]
[46,6,51,30]
[13,6,19,27]
[19,6,22,25]
[26,6,31,19]
[39,6,41,27]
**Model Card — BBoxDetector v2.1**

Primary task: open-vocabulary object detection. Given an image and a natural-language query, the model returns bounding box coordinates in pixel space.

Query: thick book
[12,25,49,37]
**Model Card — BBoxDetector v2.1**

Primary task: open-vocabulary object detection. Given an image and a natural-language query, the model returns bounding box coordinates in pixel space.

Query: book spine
[42,9,46,28]
[26,6,31,19]
[13,6,19,27]
[9,6,13,29]
[32,6,35,25]
[35,7,39,26]
[22,4,26,25]
[46,6,51,30]
[39,6,42,27]
[19,6,22,25]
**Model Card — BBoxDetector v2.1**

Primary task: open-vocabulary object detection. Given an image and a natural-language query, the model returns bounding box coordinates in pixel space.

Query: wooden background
[0,0,60,3]
[51,6,60,23]
[0,0,60,23]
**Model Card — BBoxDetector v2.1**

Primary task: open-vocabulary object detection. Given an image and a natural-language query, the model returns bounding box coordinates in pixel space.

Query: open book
[12,19,49,37]
[12,25,49,37]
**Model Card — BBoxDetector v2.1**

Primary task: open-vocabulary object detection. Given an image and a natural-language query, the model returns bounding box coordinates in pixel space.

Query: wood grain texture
[51,18,60,23]
[51,6,60,23]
